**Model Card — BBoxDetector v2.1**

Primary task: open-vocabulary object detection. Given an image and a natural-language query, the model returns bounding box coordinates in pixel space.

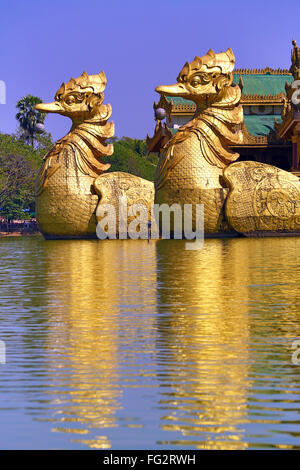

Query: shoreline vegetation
[0,218,40,237]
[0,232,40,237]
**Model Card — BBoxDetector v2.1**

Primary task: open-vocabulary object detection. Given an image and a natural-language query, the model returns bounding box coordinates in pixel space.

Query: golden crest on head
[190,47,235,74]
[60,71,107,95]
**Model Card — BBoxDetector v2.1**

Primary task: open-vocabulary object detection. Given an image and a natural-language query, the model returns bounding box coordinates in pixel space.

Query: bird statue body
[35,72,154,239]
[154,48,300,236]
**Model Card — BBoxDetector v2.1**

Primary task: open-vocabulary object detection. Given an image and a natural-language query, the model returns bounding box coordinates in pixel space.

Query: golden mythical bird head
[36,71,108,120]
[155,48,235,103]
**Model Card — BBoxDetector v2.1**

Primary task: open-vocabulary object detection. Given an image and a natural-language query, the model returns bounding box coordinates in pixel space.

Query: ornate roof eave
[170,103,196,114]
[166,94,287,116]
[276,110,300,140]
[146,120,173,154]
[157,94,172,119]
[241,92,287,105]
[234,67,292,75]
[230,121,288,148]
[240,121,269,146]
[160,121,285,148]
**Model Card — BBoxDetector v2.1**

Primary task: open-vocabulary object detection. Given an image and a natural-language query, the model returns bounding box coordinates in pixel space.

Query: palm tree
[16,95,46,147]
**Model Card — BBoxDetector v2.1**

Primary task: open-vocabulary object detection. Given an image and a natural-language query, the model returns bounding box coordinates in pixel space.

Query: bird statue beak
[35,101,63,113]
[155,83,189,96]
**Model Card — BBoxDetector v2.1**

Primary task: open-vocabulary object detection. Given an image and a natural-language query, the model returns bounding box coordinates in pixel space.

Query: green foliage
[16,95,46,147]
[0,191,30,220]
[0,132,49,168]
[34,132,55,154]
[108,137,158,181]
[0,132,54,220]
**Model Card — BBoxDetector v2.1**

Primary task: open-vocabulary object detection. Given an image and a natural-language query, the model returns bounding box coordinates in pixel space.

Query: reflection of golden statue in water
[155,239,251,450]
[42,240,157,449]
[26,237,300,449]
[154,238,300,449]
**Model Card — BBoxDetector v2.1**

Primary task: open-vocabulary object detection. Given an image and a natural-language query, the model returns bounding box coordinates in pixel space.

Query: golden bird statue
[154,48,300,236]
[35,71,154,239]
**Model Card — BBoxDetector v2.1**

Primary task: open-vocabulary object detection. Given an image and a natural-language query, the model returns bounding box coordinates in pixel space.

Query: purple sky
[1,0,300,141]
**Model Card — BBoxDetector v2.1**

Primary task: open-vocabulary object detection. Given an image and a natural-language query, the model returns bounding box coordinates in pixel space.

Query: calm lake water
[0,235,300,449]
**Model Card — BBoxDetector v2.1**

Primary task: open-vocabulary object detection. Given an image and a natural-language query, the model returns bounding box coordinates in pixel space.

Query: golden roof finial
[290,39,300,79]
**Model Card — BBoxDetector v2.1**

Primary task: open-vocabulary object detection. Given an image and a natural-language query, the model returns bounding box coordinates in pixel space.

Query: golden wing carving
[154,131,187,191]
[223,161,300,235]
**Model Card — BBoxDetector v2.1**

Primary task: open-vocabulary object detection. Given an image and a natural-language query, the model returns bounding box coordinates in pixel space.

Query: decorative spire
[290,39,300,79]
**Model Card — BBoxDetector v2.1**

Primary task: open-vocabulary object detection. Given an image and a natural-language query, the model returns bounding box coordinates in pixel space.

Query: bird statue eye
[66,95,76,105]
[190,76,201,88]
